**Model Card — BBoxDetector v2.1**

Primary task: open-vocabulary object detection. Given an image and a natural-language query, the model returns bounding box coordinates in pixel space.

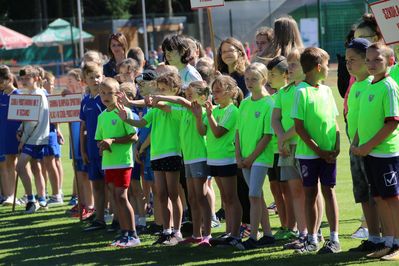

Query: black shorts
[209,164,237,177]
[268,153,282,182]
[151,156,182,172]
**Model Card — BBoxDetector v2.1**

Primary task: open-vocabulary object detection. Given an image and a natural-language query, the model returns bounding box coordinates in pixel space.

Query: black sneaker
[209,233,231,246]
[152,233,178,246]
[349,240,380,252]
[147,223,163,235]
[318,240,341,254]
[222,236,244,250]
[242,237,258,250]
[295,240,319,254]
[107,220,120,233]
[84,220,106,232]
[284,236,306,250]
[25,202,37,214]
[215,208,225,221]
[257,235,275,247]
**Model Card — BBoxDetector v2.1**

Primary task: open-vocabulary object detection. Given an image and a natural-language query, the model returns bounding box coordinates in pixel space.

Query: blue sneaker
[68,196,78,206]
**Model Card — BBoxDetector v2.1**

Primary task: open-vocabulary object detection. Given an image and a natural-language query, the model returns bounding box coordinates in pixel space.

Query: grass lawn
[0,71,397,265]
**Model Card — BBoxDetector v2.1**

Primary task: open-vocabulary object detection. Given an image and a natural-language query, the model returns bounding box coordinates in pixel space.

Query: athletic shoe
[349,240,381,252]
[146,204,153,217]
[84,220,106,232]
[110,234,125,247]
[2,196,14,206]
[0,195,4,205]
[295,240,319,254]
[211,217,221,228]
[153,233,178,246]
[68,195,78,206]
[38,200,48,210]
[225,237,245,250]
[136,225,148,235]
[67,204,80,216]
[366,243,392,258]
[47,195,64,205]
[82,208,95,220]
[147,223,163,235]
[284,236,306,250]
[267,202,277,214]
[209,233,231,246]
[18,195,28,205]
[242,237,258,250]
[117,236,141,248]
[180,236,203,245]
[317,240,341,254]
[215,208,225,221]
[25,201,37,214]
[351,227,369,240]
[275,228,298,241]
[173,232,184,242]
[239,224,251,239]
[107,220,120,233]
[257,235,275,247]
[381,245,399,261]
[198,238,212,247]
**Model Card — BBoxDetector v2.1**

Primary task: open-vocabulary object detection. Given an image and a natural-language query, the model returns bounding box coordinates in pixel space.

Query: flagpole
[141,0,149,60]
[77,0,84,59]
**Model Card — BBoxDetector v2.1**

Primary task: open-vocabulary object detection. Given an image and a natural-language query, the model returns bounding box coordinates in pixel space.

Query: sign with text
[8,94,41,121]
[190,0,224,9]
[48,94,82,123]
[370,0,399,45]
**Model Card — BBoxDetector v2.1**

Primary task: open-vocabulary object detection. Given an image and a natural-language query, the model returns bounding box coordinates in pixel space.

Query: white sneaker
[47,195,64,205]
[351,227,369,239]
[173,231,184,242]
[2,196,14,206]
[117,236,141,248]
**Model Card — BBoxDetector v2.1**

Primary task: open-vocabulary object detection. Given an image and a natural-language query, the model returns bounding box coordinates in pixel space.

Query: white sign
[48,94,82,123]
[370,0,399,45]
[300,18,319,48]
[8,94,41,121]
[190,0,224,9]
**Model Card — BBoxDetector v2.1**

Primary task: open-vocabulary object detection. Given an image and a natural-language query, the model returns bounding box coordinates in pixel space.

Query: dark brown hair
[217,37,249,75]
[162,34,193,64]
[212,74,243,107]
[108,32,129,60]
[156,72,182,95]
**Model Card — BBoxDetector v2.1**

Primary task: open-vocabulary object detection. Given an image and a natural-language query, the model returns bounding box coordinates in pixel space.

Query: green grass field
[0,72,397,265]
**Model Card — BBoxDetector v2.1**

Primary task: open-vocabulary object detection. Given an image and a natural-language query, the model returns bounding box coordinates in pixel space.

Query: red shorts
[104,168,132,188]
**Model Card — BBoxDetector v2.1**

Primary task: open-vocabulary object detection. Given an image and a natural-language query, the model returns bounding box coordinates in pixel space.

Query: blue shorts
[298,158,337,187]
[364,155,399,198]
[87,159,104,181]
[131,163,141,181]
[22,144,45,160]
[0,154,5,162]
[143,166,154,182]
[74,158,88,172]
[3,140,19,155]
[131,162,154,182]
[43,144,61,158]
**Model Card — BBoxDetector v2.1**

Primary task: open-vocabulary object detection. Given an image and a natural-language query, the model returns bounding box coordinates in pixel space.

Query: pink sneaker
[180,236,202,245]
[198,238,212,247]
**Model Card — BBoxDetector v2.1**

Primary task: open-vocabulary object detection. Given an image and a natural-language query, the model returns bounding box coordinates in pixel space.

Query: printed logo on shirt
[111,119,117,125]
[369,95,375,102]
[301,165,309,178]
[255,111,260,118]
[383,170,398,187]
[355,91,361,98]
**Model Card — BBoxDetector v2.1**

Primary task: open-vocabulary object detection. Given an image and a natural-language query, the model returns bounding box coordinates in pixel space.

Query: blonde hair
[99,77,120,92]
[212,74,243,107]
[67,68,82,82]
[82,62,103,78]
[287,47,305,61]
[217,37,249,75]
[44,71,55,82]
[83,50,104,66]
[188,80,210,98]
[245,62,268,83]
[120,82,137,98]
[261,16,303,58]
[19,65,40,78]
[157,72,182,95]
[155,64,179,75]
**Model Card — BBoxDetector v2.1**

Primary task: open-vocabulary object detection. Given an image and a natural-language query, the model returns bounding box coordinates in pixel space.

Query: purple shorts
[364,155,399,199]
[298,158,336,187]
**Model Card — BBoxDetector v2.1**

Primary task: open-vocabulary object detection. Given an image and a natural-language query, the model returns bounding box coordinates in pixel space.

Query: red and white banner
[48,94,82,123]
[370,0,399,45]
[190,0,224,9]
[8,94,41,121]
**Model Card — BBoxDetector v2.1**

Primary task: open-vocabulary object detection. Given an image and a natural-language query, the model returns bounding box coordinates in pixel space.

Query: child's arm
[80,121,89,164]
[139,133,151,154]
[205,101,228,138]
[118,91,146,108]
[55,123,65,145]
[351,120,398,156]
[294,118,333,162]
[272,108,291,156]
[235,131,243,168]
[152,95,192,109]
[192,101,207,136]
[98,133,137,153]
[242,134,273,168]
[115,103,148,128]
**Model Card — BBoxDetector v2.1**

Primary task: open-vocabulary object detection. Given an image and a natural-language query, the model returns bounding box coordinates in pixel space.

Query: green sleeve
[383,81,399,118]
[95,116,103,141]
[291,88,306,120]
[274,91,282,109]
[264,101,274,135]
[219,105,238,131]
[143,108,154,128]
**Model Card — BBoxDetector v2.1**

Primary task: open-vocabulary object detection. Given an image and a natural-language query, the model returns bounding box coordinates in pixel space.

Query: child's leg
[321,185,339,234]
[55,157,64,193]
[92,180,105,222]
[288,178,307,234]
[385,197,399,241]
[316,185,324,234]
[280,181,296,230]
[154,171,170,230]
[0,161,10,198]
[186,178,201,237]
[165,171,183,232]
[193,177,212,237]
[131,180,146,221]
[30,160,46,198]
[115,185,135,232]
[206,179,216,216]
[43,155,60,196]
[217,176,242,238]
[5,155,17,197]
[361,201,379,237]
[270,180,286,226]
[260,195,272,235]
[16,153,33,196]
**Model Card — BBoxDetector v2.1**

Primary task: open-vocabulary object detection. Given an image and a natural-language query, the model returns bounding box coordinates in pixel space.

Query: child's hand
[99,139,113,153]
[144,95,153,107]
[204,100,213,116]
[115,102,128,121]
[134,146,143,164]
[351,144,370,157]
[191,101,203,118]
[82,151,89,165]
[61,89,72,96]
[242,157,254,169]
[116,91,131,106]
[278,139,290,157]
[16,131,22,142]
[57,132,65,145]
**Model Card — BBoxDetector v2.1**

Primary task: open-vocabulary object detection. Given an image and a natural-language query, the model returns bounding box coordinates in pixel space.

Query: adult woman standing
[103,32,129,78]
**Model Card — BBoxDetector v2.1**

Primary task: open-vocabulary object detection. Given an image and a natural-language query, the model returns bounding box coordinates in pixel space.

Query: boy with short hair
[352,43,399,261]
[16,65,50,214]
[96,77,140,248]
[291,47,341,254]
[345,38,382,253]
[80,62,107,231]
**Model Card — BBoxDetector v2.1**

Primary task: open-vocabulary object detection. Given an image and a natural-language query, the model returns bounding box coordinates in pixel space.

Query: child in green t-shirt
[95,78,140,248]
[236,63,275,249]
[266,56,296,241]
[352,43,399,261]
[291,47,341,254]
[118,72,184,246]
[150,80,213,246]
[345,38,382,253]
